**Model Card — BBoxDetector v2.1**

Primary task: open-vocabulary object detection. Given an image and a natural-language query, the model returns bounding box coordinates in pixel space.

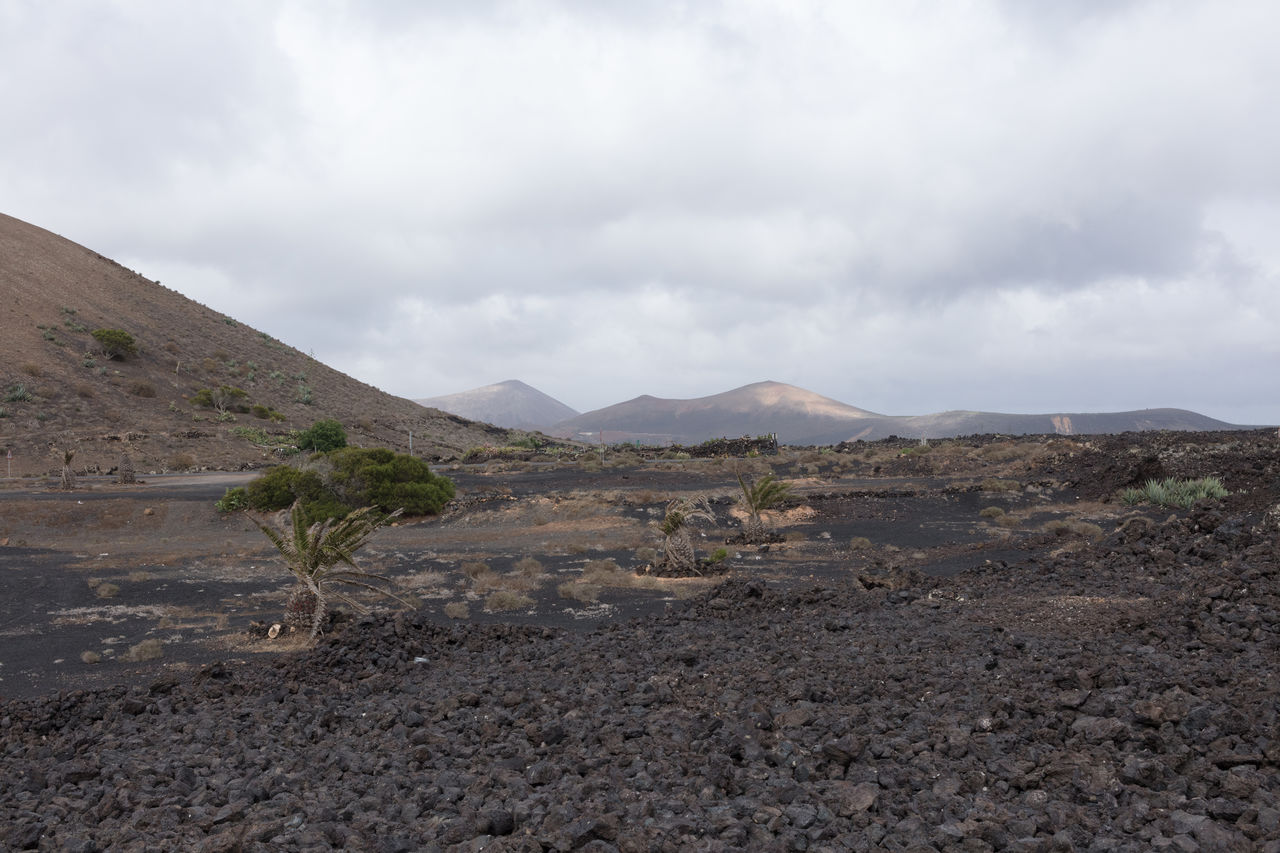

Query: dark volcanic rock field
[2,499,1279,851]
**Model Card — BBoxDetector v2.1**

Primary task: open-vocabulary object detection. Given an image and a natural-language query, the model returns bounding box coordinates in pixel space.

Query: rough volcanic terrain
[1,430,1278,850]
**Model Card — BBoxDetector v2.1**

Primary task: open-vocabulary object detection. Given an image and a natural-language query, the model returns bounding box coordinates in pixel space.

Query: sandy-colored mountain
[416,380,579,431]
[0,213,506,477]
[551,381,883,445]
[550,380,1243,445]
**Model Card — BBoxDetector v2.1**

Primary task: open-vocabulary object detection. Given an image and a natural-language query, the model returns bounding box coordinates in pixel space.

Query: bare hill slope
[0,213,505,476]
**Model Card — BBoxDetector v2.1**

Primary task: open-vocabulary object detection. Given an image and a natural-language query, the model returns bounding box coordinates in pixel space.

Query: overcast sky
[3,1,1278,424]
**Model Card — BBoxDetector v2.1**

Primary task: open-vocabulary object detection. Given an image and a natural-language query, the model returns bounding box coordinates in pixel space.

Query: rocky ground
[1,431,1278,850]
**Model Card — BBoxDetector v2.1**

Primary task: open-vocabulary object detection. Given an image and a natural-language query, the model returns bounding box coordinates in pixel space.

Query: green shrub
[297,418,347,452]
[328,447,455,515]
[215,487,249,513]
[238,448,454,522]
[91,328,138,359]
[245,465,304,511]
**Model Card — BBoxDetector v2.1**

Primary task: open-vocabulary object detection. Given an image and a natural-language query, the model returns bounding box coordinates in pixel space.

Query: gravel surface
[2,501,1278,851]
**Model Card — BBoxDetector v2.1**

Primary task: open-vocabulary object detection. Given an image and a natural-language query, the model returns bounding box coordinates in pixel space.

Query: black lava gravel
[2,505,1278,852]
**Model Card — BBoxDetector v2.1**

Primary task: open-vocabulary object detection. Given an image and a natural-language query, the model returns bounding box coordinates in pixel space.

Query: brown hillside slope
[0,213,505,476]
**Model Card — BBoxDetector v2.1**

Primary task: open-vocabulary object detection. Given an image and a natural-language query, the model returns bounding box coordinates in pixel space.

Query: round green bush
[91,328,137,359]
[245,465,300,511]
[297,418,347,452]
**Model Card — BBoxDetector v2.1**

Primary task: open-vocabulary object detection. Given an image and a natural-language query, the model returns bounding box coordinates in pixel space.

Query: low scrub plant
[558,581,601,603]
[1120,477,1228,509]
[1043,519,1104,539]
[91,328,137,359]
[191,385,249,414]
[4,384,32,403]
[216,487,249,513]
[1123,477,1218,508]
[485,589,533,612]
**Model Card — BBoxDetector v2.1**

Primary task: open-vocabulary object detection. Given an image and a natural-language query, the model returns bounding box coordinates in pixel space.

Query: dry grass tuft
[123,638,164,662]
[979,506,1006,519]
[557,581,601,603]
[513,556,545,576]
[443,601,469,619]
[1043,519,1104,540]
[848,536,872,551]
[95,582,120,599]
[580,559,663,590]
[485,589,534,612]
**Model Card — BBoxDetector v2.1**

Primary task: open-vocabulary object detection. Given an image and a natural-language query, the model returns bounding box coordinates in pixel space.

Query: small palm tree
[59,449,76,491]
[657,496,716,573]
[737,472,792,542]
[253,500,410,639]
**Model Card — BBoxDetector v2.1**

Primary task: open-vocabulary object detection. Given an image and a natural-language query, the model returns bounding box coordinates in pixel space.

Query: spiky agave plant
[736,471,792,542]
[253,500,410,639]
[658,496,716,573]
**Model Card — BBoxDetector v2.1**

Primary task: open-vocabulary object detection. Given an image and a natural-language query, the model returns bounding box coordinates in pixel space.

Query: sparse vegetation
[444,601,470,619]
[128,380,156,398]
[980,478,1021,493]
[979,506,1006,519]
[252,500,409,639]
[90,328,138,359]
[1119,477,1229,509]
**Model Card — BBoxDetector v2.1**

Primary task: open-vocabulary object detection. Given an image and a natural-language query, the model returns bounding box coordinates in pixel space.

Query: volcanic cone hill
[0,213,506,476]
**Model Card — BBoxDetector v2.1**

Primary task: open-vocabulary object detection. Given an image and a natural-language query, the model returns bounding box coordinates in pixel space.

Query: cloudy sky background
[3,0,1278,424]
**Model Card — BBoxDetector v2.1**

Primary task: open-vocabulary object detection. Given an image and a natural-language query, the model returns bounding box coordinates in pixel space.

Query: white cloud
[2,0,1278,425]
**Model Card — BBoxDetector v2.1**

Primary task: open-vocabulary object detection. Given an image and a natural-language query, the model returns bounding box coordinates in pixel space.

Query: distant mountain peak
[415,381,579,432]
